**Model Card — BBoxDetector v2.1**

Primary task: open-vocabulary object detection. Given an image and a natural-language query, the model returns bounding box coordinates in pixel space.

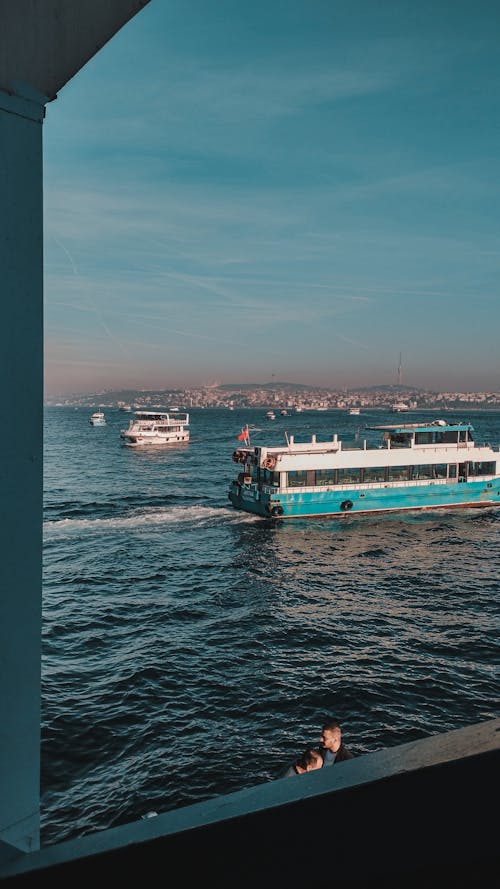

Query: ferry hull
[121,434,189,446]
[228,478,500,520]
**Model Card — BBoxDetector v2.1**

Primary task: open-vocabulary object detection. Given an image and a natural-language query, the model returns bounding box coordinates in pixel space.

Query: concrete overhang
[0,0,152,104]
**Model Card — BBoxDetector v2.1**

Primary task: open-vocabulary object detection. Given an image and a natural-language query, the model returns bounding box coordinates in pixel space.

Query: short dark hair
[322,718,341,732]
[296,747,322,770]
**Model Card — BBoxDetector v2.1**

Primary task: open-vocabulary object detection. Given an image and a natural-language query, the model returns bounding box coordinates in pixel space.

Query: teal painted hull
[228,478,500,519]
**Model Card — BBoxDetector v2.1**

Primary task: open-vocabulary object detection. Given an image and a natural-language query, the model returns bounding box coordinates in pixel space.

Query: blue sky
[43,0,500,396]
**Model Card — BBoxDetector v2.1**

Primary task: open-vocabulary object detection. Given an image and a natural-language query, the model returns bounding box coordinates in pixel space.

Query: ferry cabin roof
[232,420,498,474]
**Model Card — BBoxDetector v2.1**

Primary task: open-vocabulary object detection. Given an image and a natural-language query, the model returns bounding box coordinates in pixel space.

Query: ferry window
[459,430,467,443]
[389,465,410,481]
[315,468,337,486]
[442,431,458,443]
[415,432,432,444]
[448,464,457,479]
[363,466,386,483]
[412,465,434,480]
[338,468,361,484]
[432,464,447,479]
[390,433,411,447]
[469,461,495,476]
[287,470,308,488]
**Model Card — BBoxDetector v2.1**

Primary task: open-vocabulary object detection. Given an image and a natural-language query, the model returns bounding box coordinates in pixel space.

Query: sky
[42,0,500,396]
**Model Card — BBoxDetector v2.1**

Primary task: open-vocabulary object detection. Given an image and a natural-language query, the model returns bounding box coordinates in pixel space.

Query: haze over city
[43,0,500,397]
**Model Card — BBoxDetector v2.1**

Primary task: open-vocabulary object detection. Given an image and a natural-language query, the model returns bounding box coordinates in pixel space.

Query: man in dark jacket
[319,718,354,766]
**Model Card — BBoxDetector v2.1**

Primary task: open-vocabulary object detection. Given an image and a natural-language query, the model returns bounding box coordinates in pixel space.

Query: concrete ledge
[1,718,499,886]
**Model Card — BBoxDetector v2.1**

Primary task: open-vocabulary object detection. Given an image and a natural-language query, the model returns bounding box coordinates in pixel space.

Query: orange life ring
[264,455,277,470]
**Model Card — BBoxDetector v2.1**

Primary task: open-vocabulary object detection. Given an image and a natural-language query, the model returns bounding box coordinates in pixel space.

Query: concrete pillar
[0,89,45,852]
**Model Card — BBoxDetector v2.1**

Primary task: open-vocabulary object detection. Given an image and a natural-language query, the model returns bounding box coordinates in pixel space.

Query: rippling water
[42,406,500,845]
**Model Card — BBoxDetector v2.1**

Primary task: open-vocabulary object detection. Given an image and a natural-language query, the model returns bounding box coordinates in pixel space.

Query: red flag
[237,425,249,441]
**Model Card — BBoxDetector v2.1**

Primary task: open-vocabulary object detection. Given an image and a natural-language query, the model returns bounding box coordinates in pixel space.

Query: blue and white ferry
[228,420,500,519]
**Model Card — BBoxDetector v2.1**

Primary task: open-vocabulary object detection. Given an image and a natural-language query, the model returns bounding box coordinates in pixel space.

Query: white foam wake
[43,504,258,536]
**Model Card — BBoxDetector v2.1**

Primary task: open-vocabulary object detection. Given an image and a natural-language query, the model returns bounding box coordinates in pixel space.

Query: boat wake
[43,504,258,536]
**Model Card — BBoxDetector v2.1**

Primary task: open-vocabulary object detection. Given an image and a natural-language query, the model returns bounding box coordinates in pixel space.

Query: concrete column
[0,89,45,852]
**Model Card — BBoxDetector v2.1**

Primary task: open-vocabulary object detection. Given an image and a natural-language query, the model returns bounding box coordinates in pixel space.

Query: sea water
[42,407,500,844]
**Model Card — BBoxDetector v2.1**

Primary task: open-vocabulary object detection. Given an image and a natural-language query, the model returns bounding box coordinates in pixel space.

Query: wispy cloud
[42,2,500,393]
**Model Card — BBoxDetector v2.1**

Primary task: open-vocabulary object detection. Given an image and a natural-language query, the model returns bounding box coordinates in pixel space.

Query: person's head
[295,747,323,774]
[320,718,342,754]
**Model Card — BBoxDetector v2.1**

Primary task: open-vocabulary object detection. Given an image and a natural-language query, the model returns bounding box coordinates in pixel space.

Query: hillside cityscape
[45,381,500,412]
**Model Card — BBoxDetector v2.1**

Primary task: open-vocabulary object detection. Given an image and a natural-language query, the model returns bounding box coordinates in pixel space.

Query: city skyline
[45,378,500,408]
[43,1,500,396]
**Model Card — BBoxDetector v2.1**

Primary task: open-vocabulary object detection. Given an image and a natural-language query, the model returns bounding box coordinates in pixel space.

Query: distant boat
[266,410,276,420]
[118,404,132,412]
[348,407,360,416]
[89,411,106,426]
[392,402,409,413]
[280,409,288,416]
[120,411,189,447]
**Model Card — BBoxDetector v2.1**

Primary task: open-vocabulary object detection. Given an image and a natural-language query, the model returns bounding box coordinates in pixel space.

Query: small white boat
[348,407,360,416]
[89,411,106,426]
[280,409,289,416]
[120,411,189,447]
[266,410,276,420]
[392,402,409,412]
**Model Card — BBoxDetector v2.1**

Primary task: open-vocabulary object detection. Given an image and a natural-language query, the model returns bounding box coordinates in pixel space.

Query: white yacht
[120,411,189,447]
[89,411,106,426]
